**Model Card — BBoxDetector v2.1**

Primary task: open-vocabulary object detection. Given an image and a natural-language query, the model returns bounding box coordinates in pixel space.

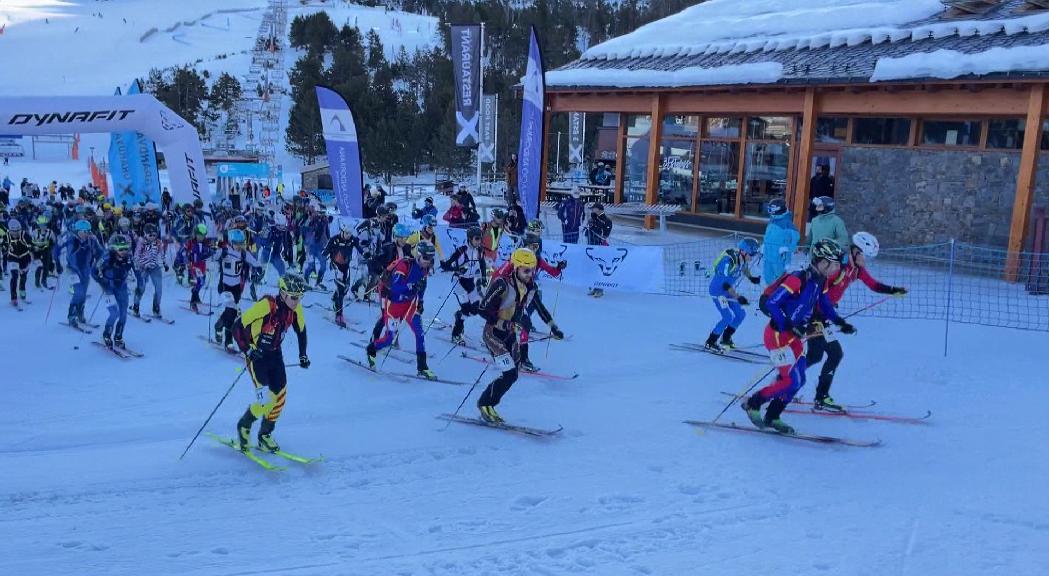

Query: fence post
[944,239,956,358]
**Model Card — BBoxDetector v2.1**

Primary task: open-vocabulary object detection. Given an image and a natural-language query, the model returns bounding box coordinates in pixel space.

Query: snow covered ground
[2,220,1046,575]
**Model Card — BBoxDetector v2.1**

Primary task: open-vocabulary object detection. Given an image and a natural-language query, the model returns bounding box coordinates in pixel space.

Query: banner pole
[476,22,485,196]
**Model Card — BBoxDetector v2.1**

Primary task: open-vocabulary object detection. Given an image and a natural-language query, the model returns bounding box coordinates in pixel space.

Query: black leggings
[805,335,844,400]
[477,325,520,407]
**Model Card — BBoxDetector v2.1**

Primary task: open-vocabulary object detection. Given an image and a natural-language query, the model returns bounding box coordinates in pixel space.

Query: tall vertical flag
[107,86,134,201]
[479,94,498,164]
[568,112,584,164]
[315,85,364,218]
[126,79,161,204]
[517,27,546,219]
[451,24,481,147]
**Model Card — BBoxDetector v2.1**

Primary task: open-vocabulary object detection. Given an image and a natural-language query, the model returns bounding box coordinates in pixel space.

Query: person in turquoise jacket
[806,196,849,254]
[762,198,800,284]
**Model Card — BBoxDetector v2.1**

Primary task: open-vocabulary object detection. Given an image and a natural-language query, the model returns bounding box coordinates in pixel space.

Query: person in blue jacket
[556,187,585,243]
[762,198,799,284]
[704,237,761,351]
[65,219,103,328]
[411,197,438,222]
[93,233,134,348]
[743,239,856,434]
[301,209,331,290]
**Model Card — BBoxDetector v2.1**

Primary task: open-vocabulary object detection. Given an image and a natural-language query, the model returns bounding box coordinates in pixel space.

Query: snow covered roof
[550,0,1049,89]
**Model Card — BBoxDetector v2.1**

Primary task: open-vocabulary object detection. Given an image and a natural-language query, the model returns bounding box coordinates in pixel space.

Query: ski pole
[443,364,489,429]
[544,273,564,360]
[179,366,249,460]
[712,366,775,424]
[422,278,458,337]
[44,270,61,326]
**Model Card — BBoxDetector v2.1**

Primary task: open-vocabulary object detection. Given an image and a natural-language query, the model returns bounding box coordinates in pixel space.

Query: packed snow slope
[0,0,437,97]
[1,252,1046,575]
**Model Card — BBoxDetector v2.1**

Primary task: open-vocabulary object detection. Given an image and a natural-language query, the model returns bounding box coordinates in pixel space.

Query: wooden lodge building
[541,0,1049,259]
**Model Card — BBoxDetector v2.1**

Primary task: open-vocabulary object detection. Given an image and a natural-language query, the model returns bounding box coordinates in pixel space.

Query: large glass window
[625,114,652,138]
[706,117,742,139]
[623,136,649,203]
[743,142,790,219]
[663,114,699,139]
[747,116,792,142]
[658,139,695,209]
[816,117,849,143]
[697,141,740,216]
[987,119,1024,149]
[852,117,911,145]
[921,119,981,147]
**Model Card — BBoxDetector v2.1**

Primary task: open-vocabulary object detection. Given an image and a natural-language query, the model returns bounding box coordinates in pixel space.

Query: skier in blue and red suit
[364,239,438,380]
[742,238,856,434]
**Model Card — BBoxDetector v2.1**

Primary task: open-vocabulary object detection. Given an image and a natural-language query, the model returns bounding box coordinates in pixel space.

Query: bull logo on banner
[586,247,629,277]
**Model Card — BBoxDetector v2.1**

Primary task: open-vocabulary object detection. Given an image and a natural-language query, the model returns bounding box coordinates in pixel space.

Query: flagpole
[476,22,485,196]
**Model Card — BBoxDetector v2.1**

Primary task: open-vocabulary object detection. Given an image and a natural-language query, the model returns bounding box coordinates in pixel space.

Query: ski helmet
[491,208,506,221]
[421,214,437,227]
[510,247,537,269]
[527,219,544,233]
[195,223,208,236]
[811,196,836,214]
[74,219,91,233]
[524,231,541,247]
[279,272,308,297]
[384,201,397,212]
[145,202,159,212]
[193,198,204,210]
[144,223,158,237]
[811,238,845,263]
[415,240,436,261]
[231,215,248,229]
[339,220,353,235]
[227,228,246,245]
[852,231,880,258]
[766,198,788,217]
[108,233,131,253]
[466,226,483,241]
[737,237,760,256]
[118,216,130,229]
[7,218,22,232]
[393,223,411,239]
[376,205,390,217]
[36,214,49,226]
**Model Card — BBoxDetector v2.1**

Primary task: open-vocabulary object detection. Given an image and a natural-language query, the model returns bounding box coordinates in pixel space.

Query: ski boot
[813,396,845,413]
[334,313,346,328]
[236,421,252,452]
[417,353,437,380]
[214,327,224,343]
[67,315,80,329]
[316,281,327,291]
[131,303,140,317]
[10,299,18,308]
[478,405,504,424]
[450,334,466,346]
[704,331,723,353]
[719,326,737,350]
[766,418,796,435]
[19,290,28,303]
[520,359,539,373]
[114,335,126,350]
[762,399,794,434]
[190,301,199,313]
[257,420,279,452]
[365,343,377,370]
[741,396,766,428]
[102,331,114,348]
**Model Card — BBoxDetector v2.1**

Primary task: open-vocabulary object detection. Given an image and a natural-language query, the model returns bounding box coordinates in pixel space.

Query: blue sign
[517,27,546,220]
[216,162,271,179]
[315,85,364,218]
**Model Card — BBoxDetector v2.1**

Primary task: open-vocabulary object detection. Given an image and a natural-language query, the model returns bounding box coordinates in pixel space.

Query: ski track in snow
[1,255,1047,575]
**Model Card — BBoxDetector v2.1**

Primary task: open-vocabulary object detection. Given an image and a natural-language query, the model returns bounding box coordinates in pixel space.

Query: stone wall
[836,147,1049,249]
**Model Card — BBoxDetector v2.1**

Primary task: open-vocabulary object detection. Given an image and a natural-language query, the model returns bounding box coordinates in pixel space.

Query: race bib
[768,346,794,368]
[493,353,514,371]
[823,329,838,343]
[254,386,269,405]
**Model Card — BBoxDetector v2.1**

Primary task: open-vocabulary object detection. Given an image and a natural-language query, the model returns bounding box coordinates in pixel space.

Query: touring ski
[437,413,563,438]
[459,352,579,382]
[684,420,881,448]
[782,407,932,424]
[206,433,285,471]
[671,343,769,365]
[61,321,93,334]
[718,391,877,410]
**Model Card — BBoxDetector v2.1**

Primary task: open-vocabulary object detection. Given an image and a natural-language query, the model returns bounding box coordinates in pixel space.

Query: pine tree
[285,53,327,165]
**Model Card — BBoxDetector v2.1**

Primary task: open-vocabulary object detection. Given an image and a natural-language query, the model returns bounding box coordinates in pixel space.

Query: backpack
[232,295,287,353]
[758,272,794,318]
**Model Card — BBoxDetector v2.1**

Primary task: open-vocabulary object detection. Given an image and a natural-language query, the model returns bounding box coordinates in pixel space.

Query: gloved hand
[299,354,311,369]
[246,346,264,362]
[835,320,857,335]
[891,286,908,297]
[549,324,565,340]
[736,295,749,306]
[439,261,452,272]
[556,260,567,271]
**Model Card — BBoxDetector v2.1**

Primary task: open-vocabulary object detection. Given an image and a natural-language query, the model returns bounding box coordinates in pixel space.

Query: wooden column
[1006,84,1047,281]
[792,88,818,238]
[614,113,626,204]
[539,106,552,205]
[644,94,666,229]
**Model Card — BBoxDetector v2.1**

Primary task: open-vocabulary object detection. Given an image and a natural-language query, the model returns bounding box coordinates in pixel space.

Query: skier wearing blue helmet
[704,236,762,351]
[762,198,800,284]
[64,219,103,328]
